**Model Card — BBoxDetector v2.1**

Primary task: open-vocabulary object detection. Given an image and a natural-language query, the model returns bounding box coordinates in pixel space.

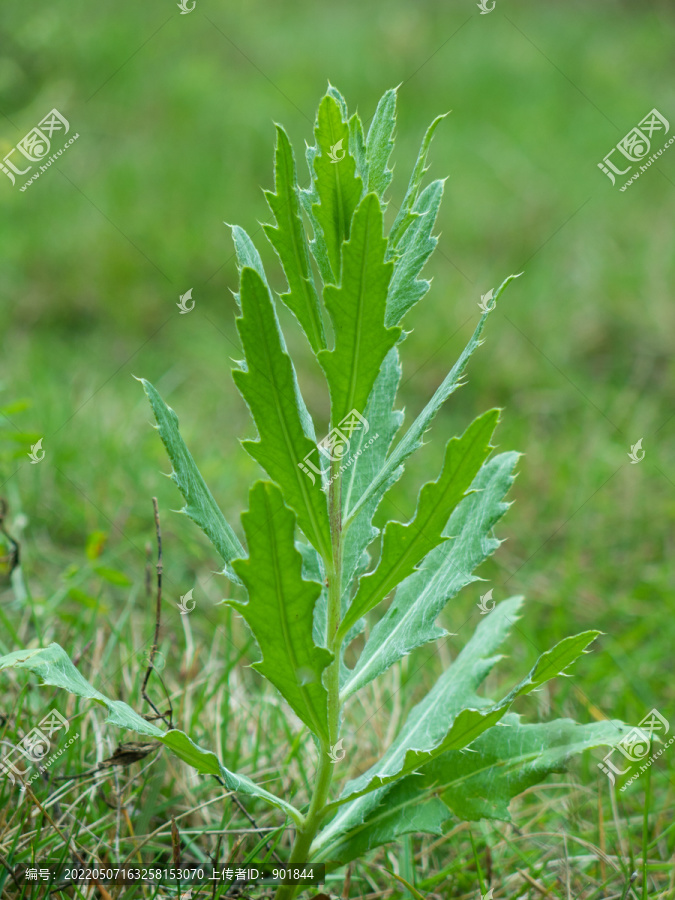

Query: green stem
[273,458,343,900]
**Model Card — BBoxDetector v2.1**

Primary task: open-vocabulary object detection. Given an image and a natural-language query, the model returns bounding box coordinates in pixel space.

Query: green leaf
[312,597,525,860]
[342,451,518,699]
[263,125,327,353]
[317,776,451,868]
[348,112,368,185]
[317,193,401,428]
[388,112,449,251]
[0,644,303,824]
[310,94,363,279]
[386,179,444,326]
[345,274,521,525]
[426,713,632,821]
[366,87,397,198]
[338,410,499,639]
[229,482,333,740]
[336,626,601,808]
[233,267,331,561]
[314,714,630,866]
[340,347,404,607]
[140,379,245,584]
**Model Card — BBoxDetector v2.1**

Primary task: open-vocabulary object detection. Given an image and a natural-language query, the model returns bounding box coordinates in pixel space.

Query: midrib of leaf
[328,112,348,276]
[251,295,330,561]
[264,488,326,739]
[343,226,370,421]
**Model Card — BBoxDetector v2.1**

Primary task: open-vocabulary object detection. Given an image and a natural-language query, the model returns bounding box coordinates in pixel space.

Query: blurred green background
[1,0,674,740]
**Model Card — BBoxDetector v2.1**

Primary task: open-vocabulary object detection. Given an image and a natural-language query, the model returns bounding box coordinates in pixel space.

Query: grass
[1,0,674,896]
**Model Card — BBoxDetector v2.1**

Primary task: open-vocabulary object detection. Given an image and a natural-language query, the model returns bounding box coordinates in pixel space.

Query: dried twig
[141,497,173,728]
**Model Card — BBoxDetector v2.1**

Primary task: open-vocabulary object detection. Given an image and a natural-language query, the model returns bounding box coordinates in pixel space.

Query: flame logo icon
[177,288,195,314]
[177,589,196,615]
[477,0,496,13]
[177,0,196,13]
[477,588,495,615]
[478,289,496,313]
[628,438,645,464]
[328,739,346,763]
[327,139,346,164]
[28,438,45,464]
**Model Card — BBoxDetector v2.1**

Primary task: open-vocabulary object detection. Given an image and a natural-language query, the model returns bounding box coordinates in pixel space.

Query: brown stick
[141,497,173,728]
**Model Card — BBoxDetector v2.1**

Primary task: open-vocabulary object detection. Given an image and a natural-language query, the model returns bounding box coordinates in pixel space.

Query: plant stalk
[273,459,343,900]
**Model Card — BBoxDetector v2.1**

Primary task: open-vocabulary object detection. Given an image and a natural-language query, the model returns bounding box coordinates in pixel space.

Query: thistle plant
[0,87,630,897]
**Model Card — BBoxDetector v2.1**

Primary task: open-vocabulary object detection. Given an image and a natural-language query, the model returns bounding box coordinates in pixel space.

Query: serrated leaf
[0,644,302,823]
[342,451,518,699]
[349,112,368,185]
[311,94,363,279]
[426,713,631,821]
[233,267,331,560]
[314,714,630,865]
[340,347,404,606]
[366,87,397,198]
[318,193,401,428]
[339,410,499,639]
[386,179,444,326]
[316,776,451,868]
[388,112,449,251]
[140,379,245,584]
[229,482,332,740]
[262,125,326,353]
[335,627,601,808]
[346,274,521,525]
[312,597,525,860]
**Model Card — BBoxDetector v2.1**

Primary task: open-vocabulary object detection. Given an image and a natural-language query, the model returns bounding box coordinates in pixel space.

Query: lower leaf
[0,644,302,825]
